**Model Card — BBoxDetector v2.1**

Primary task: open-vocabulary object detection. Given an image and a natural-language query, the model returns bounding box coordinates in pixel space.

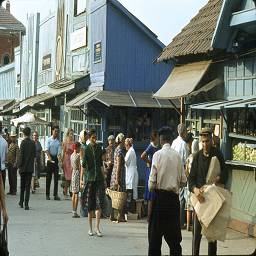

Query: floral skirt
[81,180,105,212]
[71,169,80,194]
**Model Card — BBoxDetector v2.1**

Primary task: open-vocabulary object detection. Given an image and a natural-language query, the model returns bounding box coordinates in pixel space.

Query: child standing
[71,142,81,218]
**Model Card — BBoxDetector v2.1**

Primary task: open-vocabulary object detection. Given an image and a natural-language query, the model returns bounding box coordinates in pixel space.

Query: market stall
[11,112,50,149]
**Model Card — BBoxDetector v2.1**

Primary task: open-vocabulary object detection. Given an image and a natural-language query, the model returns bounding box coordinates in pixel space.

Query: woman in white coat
[124,138,138,212]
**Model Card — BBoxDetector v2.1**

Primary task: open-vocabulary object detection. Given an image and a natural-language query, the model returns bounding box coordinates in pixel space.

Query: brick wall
[0,35,19,67]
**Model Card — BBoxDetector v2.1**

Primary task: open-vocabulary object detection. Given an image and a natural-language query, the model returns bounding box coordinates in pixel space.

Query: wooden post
[180,97,185,124]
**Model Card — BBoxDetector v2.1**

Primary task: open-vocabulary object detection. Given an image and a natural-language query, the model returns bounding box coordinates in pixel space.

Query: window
[3,54,10,65]
[94,42,102,63]
[74,0,86,16]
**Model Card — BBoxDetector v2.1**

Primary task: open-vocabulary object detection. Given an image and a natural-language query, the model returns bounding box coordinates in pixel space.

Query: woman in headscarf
[110,133,126,222]
[62,128,74,198]
[124,138,138,212]
[79,129,89,217]
[141,130,159,221]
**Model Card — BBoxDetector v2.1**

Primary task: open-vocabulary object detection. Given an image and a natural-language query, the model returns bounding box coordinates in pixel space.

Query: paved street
[4,178,256,256]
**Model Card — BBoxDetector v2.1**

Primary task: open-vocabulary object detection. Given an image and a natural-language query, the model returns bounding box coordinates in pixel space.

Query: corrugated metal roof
[0,6,25,33]
[190,99,243,110]
[153,61,211,99]
[20,93,54,108]
[0,99,14,110]
[158,0,223,61]
[66,90,100,107]
[0,101,19,115]
[66,90,178,109]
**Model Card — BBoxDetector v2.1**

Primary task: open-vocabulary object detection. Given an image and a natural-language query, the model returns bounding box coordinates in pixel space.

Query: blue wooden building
[66,0,178,187]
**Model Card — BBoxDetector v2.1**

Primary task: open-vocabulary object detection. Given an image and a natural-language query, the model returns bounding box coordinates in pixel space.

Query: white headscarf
[115,133,125,144]
[79,129,87,143]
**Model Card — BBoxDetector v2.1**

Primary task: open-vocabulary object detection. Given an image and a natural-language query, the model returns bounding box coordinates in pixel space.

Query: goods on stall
[232,143,256,163]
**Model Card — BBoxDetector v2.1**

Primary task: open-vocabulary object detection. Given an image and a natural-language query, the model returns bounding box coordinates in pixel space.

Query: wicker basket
[106,188,127,211]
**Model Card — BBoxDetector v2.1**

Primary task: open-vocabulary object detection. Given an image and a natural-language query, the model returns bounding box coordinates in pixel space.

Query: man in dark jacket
[18,127,36,210]
[188,127,228,256]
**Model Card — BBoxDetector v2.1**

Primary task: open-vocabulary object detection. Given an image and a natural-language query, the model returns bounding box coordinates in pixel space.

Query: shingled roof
[158,0,223,62]
[0,6,25,33]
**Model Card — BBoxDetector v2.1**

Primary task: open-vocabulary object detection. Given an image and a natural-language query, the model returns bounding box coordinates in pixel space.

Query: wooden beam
[168,99,181,116]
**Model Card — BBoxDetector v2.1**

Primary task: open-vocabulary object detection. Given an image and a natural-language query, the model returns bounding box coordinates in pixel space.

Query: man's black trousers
[148,190,182,256]
[8,164,17,193]
[192,213,217,255]
[46,156,59,197]
[19,172,32,207]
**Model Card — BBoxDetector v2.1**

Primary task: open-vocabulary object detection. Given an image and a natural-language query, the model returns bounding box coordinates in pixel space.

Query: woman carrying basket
[110,133,126,222]
[81,129,105,237]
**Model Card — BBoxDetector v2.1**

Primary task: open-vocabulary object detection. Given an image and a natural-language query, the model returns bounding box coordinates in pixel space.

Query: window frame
[74,0,86,17]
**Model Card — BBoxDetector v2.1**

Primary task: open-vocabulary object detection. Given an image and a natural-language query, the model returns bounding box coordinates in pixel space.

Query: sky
[2,0,208,45]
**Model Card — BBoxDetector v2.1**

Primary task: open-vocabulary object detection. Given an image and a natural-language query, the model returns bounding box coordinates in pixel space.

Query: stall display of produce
[232,142,256,163]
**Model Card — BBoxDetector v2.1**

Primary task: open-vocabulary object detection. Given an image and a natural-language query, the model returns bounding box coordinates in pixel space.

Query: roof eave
[108,0,165,49]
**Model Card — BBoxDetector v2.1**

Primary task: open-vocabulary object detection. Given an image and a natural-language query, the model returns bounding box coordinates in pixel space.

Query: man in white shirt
[171,123,189,229]
[148,127,186,256]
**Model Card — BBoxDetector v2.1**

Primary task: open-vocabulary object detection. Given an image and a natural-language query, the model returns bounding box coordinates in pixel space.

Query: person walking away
[62,128,74,198]
[110,133,126,222]
[104,135,115,188]
[188,127,228,256]
[45,126,61,201]
[124,138,138,213]
[31,131,42,193]
[81,129,105,236]
[70,142,81,218]
[79,129,89,217]
[141,130,159,221]
[0,124,8,189]
[171,124,189,229]
[7,131,19,195]
[18,127,36,210]
[148,127,186,256]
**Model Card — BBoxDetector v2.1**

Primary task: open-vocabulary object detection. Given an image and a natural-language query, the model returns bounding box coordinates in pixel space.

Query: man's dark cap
[199,127,212,136]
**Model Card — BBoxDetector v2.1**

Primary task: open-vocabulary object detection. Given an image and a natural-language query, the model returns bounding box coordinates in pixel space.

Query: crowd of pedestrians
[0,120,229,256]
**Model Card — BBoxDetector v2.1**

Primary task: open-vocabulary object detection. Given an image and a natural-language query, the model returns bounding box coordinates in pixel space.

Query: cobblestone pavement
[4,178,256,256]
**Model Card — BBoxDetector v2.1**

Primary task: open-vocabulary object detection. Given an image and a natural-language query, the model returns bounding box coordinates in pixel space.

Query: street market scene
[0,0,256,255]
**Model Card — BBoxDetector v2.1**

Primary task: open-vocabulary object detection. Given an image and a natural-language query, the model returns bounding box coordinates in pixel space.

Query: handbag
[0,224,9,256]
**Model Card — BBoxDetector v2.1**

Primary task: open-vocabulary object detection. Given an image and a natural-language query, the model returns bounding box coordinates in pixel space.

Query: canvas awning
[153,61,211,99]
[11,112,50,127]
[66,90,179,108]
[189,78,223,96]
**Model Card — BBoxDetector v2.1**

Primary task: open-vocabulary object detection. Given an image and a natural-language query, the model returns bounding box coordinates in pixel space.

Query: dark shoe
[46,196,50,200]
[19,202,23,208]
[7,192,12,195]
[32,190,35,194]
[181,224,187,230]
[11,192,16,195]
[72,212,80,218]
[54,196,60,201]
[25,205,29,210]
